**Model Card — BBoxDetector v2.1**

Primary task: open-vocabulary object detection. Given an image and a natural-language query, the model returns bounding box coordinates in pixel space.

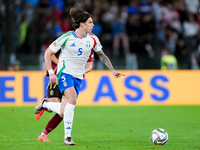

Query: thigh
[113,35,120,44]
[48,97,59,102]
[121,34,129,46]
[63,87,77,102]
[60,87,77,115]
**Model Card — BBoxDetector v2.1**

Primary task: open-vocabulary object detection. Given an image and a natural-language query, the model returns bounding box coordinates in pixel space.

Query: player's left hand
[111,70,125,78]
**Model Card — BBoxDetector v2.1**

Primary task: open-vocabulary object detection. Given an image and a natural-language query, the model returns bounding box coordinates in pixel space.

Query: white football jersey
[49,31,102,79]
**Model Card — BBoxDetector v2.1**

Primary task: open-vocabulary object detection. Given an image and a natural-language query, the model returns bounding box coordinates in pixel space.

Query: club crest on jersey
[86,44,90,47]
[50,90,54,95]
[70,43,76,47]
[63,82,67,87]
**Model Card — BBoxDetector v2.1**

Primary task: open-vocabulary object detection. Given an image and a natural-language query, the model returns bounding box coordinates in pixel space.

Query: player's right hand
[49,74,58,84]
[111,70,125,78]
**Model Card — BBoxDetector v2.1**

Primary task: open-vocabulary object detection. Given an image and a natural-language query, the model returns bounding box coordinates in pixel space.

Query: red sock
[43,114,63,135]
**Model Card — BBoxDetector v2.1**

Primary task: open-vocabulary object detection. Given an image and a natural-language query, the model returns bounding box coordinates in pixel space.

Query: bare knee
[68,99,76,105]
[60,99,76,115]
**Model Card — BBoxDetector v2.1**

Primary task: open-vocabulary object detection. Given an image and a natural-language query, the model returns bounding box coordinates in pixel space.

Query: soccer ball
[150,128,168,145]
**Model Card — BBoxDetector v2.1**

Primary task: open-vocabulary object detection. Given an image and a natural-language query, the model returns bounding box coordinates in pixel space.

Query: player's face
[83,17,94,33]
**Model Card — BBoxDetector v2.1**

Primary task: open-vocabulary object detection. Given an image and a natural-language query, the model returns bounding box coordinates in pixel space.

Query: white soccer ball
[150,128,168,145]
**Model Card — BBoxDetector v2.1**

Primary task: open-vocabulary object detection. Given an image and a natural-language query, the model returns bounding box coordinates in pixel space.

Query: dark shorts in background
[47,83,62,99]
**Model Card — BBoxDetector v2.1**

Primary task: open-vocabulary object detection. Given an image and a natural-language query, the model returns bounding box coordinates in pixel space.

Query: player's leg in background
[37,84,63,142]
[113,34,120,57]
[38,97,63,142]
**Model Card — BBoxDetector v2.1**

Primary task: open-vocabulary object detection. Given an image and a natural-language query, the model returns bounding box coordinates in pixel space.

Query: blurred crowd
[0,0,200,70]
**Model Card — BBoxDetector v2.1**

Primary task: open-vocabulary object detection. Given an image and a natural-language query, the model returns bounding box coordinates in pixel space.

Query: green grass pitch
[0,106,200,150]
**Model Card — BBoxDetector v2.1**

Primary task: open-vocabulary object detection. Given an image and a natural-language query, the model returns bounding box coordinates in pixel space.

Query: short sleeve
[49,40,62,53]
[49,34,68,53]
[92,36,102,52]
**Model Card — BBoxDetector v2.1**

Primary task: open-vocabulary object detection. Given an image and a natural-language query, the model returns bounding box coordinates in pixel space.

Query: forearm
[99,53,114,71]
[85,62,93,73]
[96,51,124,78]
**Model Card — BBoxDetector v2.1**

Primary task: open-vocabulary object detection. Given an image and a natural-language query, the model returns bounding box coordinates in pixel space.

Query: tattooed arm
[96,50,125,78]
[96,50,114,71]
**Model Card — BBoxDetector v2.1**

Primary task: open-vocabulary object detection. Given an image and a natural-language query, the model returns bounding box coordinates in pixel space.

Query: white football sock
[64,103,75,139]
[43,101,61,115]
[41,132,46,136]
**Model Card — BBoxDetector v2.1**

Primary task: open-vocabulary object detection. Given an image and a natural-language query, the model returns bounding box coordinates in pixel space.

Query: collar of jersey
[72,30,87,38]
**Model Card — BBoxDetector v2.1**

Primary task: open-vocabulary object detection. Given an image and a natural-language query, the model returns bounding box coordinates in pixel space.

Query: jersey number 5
[78,48,83,56]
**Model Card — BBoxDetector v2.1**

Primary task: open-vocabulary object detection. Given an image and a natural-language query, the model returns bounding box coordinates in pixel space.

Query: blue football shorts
[57,72,82,98]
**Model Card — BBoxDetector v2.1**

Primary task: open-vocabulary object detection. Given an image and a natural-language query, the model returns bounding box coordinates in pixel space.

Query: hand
[111,70,125,78]
[49,74,58,84]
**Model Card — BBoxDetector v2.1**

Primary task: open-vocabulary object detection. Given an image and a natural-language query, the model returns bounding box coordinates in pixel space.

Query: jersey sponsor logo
[70,43,76,47]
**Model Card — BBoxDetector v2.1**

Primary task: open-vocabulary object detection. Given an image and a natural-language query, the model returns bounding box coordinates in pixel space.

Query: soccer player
[36,50,94,142]
[34,7,125,145]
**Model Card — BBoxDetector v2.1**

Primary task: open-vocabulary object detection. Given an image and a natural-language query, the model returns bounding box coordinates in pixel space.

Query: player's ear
[80,22,84,27]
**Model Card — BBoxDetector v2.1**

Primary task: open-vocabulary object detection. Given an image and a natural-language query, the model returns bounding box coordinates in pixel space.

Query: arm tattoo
[96,50,114,71]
